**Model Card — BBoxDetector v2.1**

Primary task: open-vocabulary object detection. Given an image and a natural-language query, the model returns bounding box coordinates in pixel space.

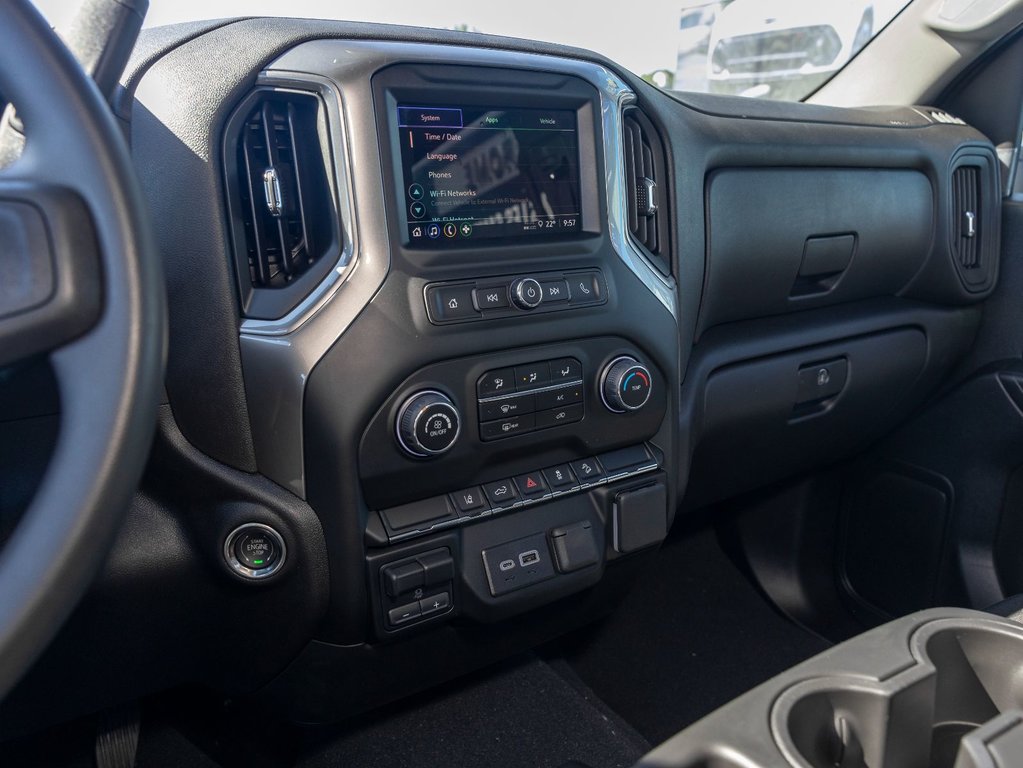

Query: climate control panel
[476,357,584,441]
[362,337,668,513]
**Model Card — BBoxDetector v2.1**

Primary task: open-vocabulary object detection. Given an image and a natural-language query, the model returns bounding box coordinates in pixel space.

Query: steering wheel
[0,0,164,700]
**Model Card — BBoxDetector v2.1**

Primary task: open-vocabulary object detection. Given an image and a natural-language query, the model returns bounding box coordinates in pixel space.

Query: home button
[425,285,480,321]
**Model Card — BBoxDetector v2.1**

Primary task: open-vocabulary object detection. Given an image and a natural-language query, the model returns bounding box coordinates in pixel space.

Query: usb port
[519,549,540,567]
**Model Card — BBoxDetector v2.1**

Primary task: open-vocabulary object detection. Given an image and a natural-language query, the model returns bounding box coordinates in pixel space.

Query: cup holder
[773,620,1023,768]
[786,688,884,768]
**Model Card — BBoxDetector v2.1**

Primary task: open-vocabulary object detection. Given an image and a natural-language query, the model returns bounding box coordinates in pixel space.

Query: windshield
[33,0,910,102]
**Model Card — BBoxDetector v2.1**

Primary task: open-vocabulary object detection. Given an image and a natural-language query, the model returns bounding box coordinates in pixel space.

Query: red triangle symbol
[526,477,537,489]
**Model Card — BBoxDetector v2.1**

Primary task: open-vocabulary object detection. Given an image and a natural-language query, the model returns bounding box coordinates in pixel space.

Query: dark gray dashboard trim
[117,18,250,124]
[239,40,679,498]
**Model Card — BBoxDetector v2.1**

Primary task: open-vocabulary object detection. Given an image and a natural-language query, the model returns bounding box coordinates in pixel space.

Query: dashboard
[0,17,1002,734]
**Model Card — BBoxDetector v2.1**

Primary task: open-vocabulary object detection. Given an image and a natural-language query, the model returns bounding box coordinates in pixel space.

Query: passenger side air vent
[225,88,341,320]
[622,109,671,276]
[949,150,998,294]
[952,165,980,269]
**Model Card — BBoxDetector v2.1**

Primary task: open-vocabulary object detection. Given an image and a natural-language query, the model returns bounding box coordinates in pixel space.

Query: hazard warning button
[513,471,550,499]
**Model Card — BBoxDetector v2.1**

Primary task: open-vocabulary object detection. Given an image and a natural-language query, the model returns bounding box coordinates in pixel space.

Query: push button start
[224,523,287,579]
[234,530,279,570]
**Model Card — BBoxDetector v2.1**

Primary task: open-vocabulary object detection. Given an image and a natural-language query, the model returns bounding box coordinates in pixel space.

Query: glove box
[687,328,927,506]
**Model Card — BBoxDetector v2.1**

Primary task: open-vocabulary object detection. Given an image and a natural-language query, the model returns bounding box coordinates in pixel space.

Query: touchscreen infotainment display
[396,104,582,244]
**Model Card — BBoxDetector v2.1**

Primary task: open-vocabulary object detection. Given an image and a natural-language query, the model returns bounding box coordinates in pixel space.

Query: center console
[327,62,677,640]
[227,43,682,666]
[641,608,1023,768]
[219,39,682,722]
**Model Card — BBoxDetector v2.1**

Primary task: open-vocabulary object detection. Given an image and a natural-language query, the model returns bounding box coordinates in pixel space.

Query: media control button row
[377,444,660,543]
[424,270,605,324]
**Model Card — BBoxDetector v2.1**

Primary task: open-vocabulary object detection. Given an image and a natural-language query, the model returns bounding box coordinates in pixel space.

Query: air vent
[226,88,340,320]
[622,109,671,276]
[952,165,980,269]
[948,150,998,294]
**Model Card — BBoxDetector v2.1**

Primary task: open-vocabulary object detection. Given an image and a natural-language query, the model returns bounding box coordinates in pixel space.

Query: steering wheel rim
[0,0,164,699]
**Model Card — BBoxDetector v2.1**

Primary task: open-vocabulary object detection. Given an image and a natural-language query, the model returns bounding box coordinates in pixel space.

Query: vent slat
[969,167,979,267]
[640,141,657,251]
[261,102,294,278]
[641,143,654,184]
[241,122,272,286]
[286,102,311,273]
[623,120,640,236]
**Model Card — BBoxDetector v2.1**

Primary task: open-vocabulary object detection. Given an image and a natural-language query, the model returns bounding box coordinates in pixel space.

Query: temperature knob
[601,356,653,413]
[396,391,461,457]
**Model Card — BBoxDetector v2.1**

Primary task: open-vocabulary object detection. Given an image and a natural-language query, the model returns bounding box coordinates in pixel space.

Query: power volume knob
[511,278,543,310]
[601,356,653,413]
[397,391,461,458]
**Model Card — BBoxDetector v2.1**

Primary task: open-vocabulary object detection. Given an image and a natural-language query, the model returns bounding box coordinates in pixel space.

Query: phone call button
[568,272,602,304]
